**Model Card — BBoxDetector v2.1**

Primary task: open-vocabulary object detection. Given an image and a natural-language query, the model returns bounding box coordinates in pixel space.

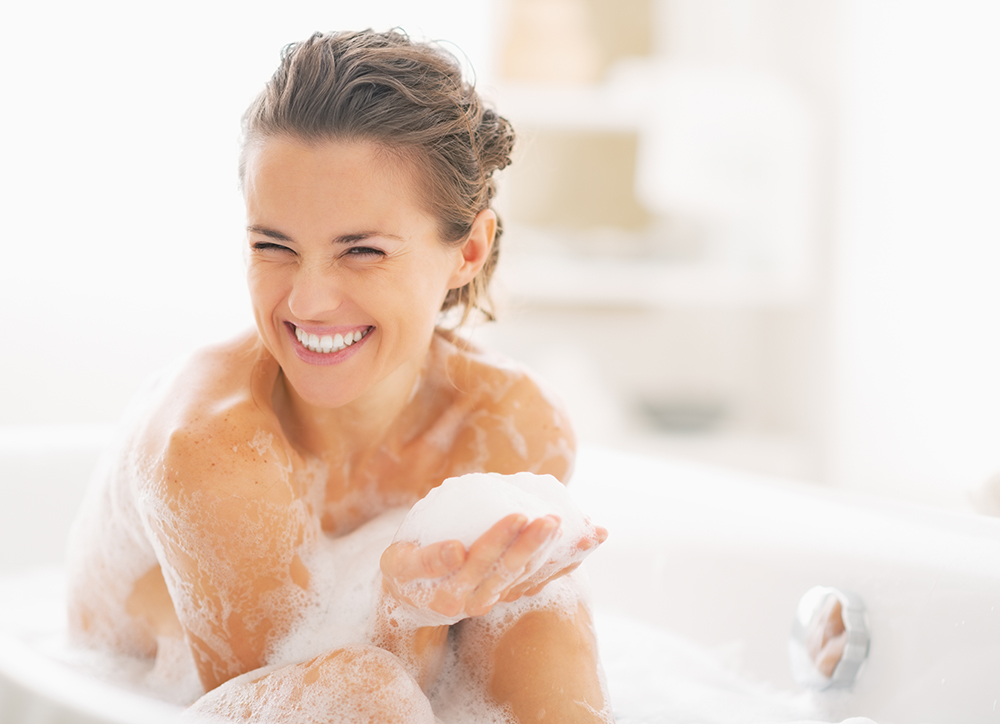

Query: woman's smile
[286,322,373,365]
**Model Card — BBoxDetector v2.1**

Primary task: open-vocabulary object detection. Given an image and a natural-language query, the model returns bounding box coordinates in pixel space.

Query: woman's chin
[284,374,364,411]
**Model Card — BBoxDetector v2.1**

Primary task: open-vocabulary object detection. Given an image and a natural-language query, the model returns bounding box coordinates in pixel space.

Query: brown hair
[240,29,515,322]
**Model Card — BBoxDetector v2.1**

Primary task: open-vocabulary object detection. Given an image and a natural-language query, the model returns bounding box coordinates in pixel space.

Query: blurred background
[1,0,998,511]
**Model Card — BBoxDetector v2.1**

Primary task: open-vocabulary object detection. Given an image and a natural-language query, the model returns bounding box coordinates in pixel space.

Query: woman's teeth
[295,327,367,354]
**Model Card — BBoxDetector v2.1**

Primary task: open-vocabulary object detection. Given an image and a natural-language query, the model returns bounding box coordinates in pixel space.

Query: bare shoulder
[135,330,299,508]
[435,330,577,482]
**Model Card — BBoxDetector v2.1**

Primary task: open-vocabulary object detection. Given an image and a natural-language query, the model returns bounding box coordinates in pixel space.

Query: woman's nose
[287,262,343,321]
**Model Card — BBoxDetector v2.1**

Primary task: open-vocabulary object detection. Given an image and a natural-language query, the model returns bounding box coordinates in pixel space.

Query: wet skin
[67,139,611,723]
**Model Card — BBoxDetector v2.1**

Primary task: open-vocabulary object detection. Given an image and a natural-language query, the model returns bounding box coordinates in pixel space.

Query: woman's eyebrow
[247,226,405,245]
[335,231,405,245]
[247,225,292,241]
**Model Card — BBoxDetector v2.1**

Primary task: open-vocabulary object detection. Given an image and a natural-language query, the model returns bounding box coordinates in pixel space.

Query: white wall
[832,0,1000,507]
[0,0,497,425]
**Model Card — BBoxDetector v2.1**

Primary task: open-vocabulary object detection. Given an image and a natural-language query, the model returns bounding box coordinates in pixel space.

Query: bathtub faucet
[789,586,870,690]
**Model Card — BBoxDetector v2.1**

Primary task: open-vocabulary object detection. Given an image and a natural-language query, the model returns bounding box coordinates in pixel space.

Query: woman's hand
[380,513,607,623]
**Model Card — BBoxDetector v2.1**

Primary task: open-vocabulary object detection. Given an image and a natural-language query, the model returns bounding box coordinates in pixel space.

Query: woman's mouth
[294,326,370,354]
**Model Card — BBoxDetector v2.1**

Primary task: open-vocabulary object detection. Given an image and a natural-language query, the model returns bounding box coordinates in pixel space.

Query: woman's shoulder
[146,329,271,424]
[433,329,577,481]
[129,331,294,500]
[433,329,537,400]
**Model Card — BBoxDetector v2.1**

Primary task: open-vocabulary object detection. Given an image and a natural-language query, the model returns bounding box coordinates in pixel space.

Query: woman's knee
[485,598,610,723]
[304,644,434,719]
[189,644,434,724]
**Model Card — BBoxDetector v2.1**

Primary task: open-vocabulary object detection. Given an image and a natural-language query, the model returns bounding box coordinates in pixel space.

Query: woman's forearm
[370,579,450,690]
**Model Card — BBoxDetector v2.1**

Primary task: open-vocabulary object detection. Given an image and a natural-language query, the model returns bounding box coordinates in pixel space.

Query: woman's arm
[137,417,318,691]
[417,356,612,721]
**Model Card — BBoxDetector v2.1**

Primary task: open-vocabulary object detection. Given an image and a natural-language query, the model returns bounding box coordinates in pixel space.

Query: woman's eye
[252,241,293,254]
[346,246,385,258]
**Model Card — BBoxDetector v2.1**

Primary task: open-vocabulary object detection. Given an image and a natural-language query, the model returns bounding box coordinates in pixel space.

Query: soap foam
[389,472,602,626]
[65,366,187,660]
[266,508,408,668]
[395,472,563,548]
[396,472,598,575]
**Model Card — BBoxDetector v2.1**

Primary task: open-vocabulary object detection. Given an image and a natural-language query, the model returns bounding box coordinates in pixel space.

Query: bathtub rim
[0,628,184,724]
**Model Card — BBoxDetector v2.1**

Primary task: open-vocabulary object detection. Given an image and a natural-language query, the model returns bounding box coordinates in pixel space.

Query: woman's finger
[464,516,560,614]
[442,513,528,598]
[502,560,583,602]
[381,539,467,584]
[574,524,609,552]
[494,515,561,579]
[422,539,467,578]
[483,516,560,590]
[401,515,531,617]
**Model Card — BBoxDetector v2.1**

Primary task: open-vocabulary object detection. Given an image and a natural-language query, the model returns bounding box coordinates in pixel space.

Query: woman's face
[243,137,470,410]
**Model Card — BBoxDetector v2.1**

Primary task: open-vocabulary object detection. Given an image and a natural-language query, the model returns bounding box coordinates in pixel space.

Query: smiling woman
[63,29,609,724]
[242,138,492,409]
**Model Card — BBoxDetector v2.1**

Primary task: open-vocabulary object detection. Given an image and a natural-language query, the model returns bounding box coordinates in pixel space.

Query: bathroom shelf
[495,253,808,309]
[484,2,833,487]
[490,82,646,132]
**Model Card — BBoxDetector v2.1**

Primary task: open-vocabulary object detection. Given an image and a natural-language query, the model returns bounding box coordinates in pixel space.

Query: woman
[66,29,611,723]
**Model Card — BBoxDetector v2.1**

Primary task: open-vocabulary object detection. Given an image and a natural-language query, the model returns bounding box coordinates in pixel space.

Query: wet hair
[240,29,515,322]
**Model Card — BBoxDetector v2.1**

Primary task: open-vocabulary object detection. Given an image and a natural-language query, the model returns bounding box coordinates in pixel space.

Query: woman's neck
[273,344,432,464]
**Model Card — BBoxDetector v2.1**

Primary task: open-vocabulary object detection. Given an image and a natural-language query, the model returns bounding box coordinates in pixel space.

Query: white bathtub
[2,426,999,723]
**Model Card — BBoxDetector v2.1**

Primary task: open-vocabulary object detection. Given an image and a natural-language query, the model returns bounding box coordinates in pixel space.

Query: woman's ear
[448,209,496,289]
